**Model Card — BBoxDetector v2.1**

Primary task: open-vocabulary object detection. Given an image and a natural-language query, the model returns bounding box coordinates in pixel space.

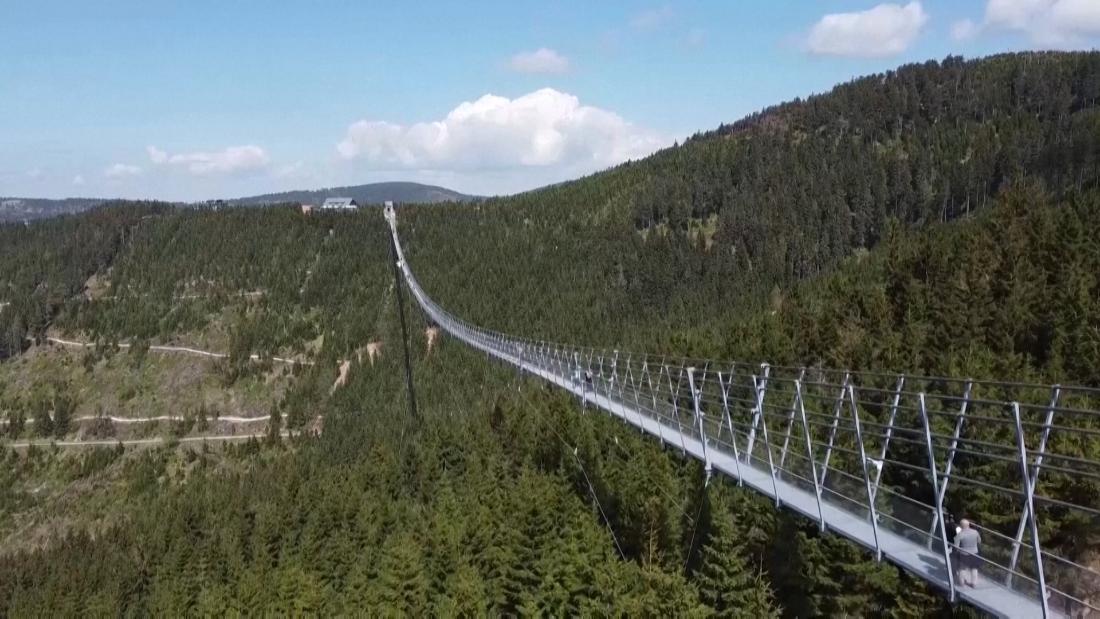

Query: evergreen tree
[695,499,779,618]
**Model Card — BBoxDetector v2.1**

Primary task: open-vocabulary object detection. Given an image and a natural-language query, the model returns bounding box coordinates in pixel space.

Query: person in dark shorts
[954,519,982,587]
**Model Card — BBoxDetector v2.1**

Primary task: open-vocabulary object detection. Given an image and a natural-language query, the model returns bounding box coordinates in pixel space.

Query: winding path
[6,431,290,450]
[46,337,313,366]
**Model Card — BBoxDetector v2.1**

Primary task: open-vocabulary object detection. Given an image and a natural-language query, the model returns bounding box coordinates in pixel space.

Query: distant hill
[0,197,106,223]
[0,182,474,223]
[231,182,477,206]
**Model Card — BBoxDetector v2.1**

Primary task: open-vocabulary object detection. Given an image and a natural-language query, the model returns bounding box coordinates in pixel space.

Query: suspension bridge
[384,206,1099,619]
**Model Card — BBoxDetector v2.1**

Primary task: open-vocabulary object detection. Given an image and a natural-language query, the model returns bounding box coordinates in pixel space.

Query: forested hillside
[2,51,1099,615]
[0,198,107,223]
[405,51,1100,339]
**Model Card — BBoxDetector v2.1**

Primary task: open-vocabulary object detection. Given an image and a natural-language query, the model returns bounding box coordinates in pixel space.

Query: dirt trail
[9,414,267,426]
[6,431,290,450]
[46,337,314,366]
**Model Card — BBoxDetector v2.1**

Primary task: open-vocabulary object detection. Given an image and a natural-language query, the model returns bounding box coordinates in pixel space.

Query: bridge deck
[386,208,1066,619]
[497,345,1052,619]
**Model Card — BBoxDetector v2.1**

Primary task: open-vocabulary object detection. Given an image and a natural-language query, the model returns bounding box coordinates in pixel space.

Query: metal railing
[385,207,1100,618]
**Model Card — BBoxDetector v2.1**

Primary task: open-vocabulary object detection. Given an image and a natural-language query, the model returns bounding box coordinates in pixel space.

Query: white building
[321,197,358,210]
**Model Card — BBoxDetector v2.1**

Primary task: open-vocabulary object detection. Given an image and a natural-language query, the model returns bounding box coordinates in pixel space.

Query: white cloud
[807,2,929,57]
[72,174,86,186]
[273,161,308,179]
[951,19,980,40]
[104,163,142,178]
[25,168,43,179]
[630,6,674,32]
[982,0,1100,46]
[336,88,667,179]
[508,48,570,74]
[986,0,1049,29]
[147,144,269,175]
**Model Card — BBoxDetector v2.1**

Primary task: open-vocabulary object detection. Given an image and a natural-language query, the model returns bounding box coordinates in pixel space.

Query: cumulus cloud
[147,144,269,175]
[508,48,570,74]
[273,161,308,179]
[951,19,980,41]
[104,163,142,178]
[982,0,1100,46]
[72,174,86,186]
[336,88,667,177]
[630,6,674,31]
[807,2,928,57]
[25,168,43,179]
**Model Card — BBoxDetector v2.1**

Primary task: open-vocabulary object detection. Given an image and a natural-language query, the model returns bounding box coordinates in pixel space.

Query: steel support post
[819,373,851,487]
[745,364,771,458]
[598,351,609,406]
[928,381,972,546]
[574,352,584,408]
[1008,386,1060,585]
[779,368,808,471]
[607,350,618,407]
[627,364,648,436]
[717,370,744,485]
[796,380,827,531]
[583,351,595,411]
[388,229,419,422]
[849,385,882,560]
[617,356,630,424]
[753,372,781,507]
[516,342,524,386]
[716,369,738,446]
[688,368,712,476]
[596,353,606,405]
[919,393,956,603]
[871,375,904,501]
[644,361,666,448]
[1012,402,1050,619]
[695,363,711,441]
[670,364,688,455]
[621,355,642,430]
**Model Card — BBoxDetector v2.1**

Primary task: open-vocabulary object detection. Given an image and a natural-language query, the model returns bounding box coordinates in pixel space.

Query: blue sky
[2,1,1099,201]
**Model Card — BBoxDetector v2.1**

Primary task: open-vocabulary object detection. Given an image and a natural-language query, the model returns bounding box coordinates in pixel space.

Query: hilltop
[230,181,477,206]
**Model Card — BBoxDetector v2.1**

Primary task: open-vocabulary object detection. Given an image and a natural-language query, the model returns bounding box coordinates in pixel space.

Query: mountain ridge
[229,181,478,206]
[0,182,476,223]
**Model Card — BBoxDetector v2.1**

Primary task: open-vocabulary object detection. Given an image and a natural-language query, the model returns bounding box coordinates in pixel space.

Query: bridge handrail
[385,207,1100,618]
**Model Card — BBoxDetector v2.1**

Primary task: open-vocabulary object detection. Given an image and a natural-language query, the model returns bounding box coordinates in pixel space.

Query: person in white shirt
[954,519,982,587]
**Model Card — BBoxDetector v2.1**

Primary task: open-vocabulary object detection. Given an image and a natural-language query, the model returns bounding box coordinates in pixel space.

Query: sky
[2,1,1099,201]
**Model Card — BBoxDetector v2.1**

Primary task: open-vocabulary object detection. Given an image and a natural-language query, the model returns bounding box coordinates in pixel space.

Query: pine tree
[695,501,779,618]
[371,532,429,615]
[266,405,282,447]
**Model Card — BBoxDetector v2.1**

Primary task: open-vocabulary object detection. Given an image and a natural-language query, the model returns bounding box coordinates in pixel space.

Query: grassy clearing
[0,439,286,557]
[0,342,289,437]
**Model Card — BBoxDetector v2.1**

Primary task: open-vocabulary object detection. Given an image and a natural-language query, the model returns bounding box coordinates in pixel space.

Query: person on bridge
[954,519,982,587]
